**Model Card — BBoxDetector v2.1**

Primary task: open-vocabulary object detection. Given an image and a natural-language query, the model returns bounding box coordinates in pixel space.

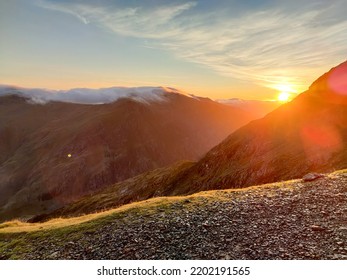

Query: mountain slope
[0,87,266,222]
[30,161,194,221]
[1,169,346,260]
[174,61,347,194]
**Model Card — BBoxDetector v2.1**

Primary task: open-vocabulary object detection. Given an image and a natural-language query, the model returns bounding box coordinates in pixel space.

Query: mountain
[0,85,187,105]
[0,86,269,222]
[43,61,347,219]
[217,98,281,119]
[175,61,347,194]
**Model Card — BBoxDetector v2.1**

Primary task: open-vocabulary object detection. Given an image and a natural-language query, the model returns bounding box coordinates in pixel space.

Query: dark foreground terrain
[0,170,346,260]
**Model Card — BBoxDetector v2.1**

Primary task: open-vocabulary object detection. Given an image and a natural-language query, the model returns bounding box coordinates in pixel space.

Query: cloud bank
[37,0,347,92]
[0,85,192,104]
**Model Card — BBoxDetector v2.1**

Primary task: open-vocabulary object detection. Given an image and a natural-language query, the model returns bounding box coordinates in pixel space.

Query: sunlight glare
[276,84,296,93]
[278,92,291,102]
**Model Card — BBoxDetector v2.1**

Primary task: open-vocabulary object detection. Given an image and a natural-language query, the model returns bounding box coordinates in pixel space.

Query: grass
[0,196,182,233]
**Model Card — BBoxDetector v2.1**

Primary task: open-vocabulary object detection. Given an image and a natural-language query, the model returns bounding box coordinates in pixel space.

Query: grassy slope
[34,160,195,221]
[0,169,345,259]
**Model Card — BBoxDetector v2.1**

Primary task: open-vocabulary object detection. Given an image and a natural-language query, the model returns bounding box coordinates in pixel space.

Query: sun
[278,92,291,102]
[272,83,297,102]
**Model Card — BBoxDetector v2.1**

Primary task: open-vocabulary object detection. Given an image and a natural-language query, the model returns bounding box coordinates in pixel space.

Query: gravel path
[1,172,347,260]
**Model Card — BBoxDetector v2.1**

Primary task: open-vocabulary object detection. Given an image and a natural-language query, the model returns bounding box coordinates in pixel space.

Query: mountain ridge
[0,85,193,105]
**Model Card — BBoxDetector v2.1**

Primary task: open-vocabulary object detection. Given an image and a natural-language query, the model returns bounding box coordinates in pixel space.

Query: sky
[0,0,346,100]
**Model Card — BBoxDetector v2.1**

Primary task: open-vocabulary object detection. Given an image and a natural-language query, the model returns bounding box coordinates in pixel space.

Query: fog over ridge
[0,85,193,105]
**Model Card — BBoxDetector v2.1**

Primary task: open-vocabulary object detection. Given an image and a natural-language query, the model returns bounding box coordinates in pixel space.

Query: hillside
[175,61,347,194]
[31,161,194,221]
[0,169,346,260]
[0,87,266,222]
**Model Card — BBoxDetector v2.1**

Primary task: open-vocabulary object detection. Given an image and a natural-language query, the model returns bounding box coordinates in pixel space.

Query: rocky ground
[0,171,346,260]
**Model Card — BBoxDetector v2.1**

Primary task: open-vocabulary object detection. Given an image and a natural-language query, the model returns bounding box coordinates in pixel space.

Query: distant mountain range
[41,61,347,220]
[217,98,281,118]
[0,86,276,222]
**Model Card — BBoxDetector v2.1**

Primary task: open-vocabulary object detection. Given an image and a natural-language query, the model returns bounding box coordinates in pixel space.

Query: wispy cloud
[37,0,347,92]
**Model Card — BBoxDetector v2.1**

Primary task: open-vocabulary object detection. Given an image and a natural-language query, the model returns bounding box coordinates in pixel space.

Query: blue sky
[0,0,346,100]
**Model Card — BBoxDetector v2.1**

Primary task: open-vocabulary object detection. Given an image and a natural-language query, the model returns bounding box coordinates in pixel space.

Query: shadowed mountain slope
[0,87,265,222]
